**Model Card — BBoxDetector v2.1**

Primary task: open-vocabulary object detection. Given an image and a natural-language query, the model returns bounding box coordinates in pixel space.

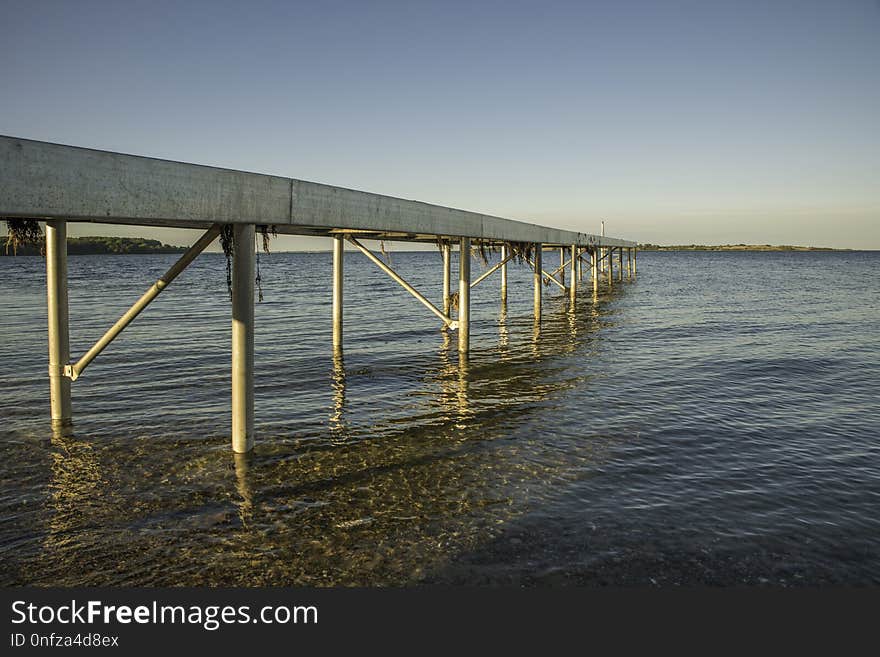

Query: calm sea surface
[1,249,878,586]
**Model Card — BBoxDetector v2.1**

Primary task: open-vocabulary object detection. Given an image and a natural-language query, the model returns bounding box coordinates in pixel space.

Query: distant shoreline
[1,236,186,256]
[637,244,851,252]
[1,236,865,256]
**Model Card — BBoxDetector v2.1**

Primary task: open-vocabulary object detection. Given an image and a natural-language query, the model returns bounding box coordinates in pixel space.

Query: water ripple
[1,249,878,585]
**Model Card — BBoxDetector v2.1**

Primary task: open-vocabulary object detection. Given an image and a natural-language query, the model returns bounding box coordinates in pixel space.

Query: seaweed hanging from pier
[473,240,500,267]
[379,239,391,263]
[506,241,535,266]
[255,251,263,303]
[220,225,276,301]
[220,225,235,300]
[433,237,537,271]
[4,219,43,255]
[255,225,276,303]
[258,225,276,254]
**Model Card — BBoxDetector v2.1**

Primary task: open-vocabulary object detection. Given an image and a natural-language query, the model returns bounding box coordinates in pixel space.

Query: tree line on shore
[2,236,186,256]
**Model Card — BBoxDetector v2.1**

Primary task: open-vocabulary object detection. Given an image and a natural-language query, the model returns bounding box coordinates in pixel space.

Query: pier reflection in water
[4,250,880,585]
[1,250,623,585]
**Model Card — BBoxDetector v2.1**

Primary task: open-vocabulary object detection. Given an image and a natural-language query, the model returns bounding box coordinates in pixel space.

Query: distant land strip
[638,243,850,251]
[2,236,187,256]
[0,236,858,255]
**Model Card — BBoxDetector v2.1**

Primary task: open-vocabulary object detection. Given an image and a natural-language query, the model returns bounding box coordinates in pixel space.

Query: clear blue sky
[2,0,878,249]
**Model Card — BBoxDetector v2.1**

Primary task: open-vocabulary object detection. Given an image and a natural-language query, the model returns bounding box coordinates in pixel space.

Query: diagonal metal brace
[525,256,567,290]
[470,247,520,288]
[64,224,221,381]
[346,236,458,330]
[547,257,572,279]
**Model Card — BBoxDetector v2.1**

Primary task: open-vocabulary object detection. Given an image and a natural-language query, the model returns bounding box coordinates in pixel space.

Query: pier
[1,136,637,452]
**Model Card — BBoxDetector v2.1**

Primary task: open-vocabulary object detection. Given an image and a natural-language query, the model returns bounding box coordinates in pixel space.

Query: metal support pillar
[526,255,566,291]
[458,237,470,356]
[618,248,624,281]
[608,247,614,287]
[533,244,542,322]
[559,248,565,287]
[46,219,72,426]
[442,242,451,317]
[569,244,577,304]
[232,223,255,453]
[633,248,637,276]
[332,236,343,350]
[591,247,599,294]
[500,244,508,304]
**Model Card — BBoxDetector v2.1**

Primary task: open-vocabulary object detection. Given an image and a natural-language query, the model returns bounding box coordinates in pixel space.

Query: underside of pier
[1,135,639,452]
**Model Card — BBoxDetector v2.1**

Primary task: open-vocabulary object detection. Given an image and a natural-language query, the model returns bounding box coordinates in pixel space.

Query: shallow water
[1,248,878,586]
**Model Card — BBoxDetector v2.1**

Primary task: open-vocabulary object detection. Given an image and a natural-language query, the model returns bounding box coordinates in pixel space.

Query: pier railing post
[569,244,577,305]
[500,244,508,304]
[46,219,72,426]
[442,242,451,317]
[534,244,542,322]
[232,223,255,453]
[332,235,343,351]
[458,237,470,356]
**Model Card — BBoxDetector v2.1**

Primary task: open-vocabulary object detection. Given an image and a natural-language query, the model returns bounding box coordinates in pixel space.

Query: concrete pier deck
[1,136,635,249]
